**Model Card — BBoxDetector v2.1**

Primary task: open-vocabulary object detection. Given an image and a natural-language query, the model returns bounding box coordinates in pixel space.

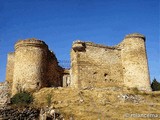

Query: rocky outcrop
[0,82,9,105]
[0,107,40,120]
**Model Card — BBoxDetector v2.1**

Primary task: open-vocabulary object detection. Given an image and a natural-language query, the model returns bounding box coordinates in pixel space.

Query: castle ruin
[4,33,152,96]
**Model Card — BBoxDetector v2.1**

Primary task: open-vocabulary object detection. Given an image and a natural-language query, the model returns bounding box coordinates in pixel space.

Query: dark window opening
[104,73,108,81]
[104,73,108,77]
[37,82,40,86]
[93,72,97,74]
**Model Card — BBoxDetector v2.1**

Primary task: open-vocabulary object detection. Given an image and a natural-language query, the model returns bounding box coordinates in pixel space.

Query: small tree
[151,78,160,91]
[11,91,33,105]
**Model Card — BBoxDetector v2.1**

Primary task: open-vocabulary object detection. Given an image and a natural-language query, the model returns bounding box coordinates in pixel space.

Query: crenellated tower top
[15,38,48,50]
[125,33,146,41]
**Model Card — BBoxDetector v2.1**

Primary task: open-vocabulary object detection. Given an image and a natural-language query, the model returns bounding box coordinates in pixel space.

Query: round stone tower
[120,33,151,91]
[12,38,48,95]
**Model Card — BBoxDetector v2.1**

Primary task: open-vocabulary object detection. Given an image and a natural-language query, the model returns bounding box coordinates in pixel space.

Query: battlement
[72,40,120,51]
[125,33,146,41]
[15,38,48,50]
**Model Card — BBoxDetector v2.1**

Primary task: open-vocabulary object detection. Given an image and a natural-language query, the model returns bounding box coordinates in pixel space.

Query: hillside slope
[33,87,160,120]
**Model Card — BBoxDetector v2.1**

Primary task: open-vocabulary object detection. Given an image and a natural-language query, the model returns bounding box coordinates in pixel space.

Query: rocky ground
[0,82,9,105]
[0,87,160,120]
[33,87,160,120]
[0,106,40,120]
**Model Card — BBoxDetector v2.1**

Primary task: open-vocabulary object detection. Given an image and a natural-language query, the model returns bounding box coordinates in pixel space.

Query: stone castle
[3,33,152,96]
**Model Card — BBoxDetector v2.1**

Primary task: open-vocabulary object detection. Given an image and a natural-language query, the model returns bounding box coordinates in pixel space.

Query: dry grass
[33,87,160,120]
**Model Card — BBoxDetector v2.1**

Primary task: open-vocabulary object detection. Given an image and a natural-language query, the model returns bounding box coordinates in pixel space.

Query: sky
[0,0,159,82]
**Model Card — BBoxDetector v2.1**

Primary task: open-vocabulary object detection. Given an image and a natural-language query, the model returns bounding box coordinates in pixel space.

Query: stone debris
[117,94,144,103]
[0,82,9,105]
[0,107,40,120]
[39,108,63,120]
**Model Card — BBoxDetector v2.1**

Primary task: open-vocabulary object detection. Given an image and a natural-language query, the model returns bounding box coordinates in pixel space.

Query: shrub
[151,78,160,91]
[11,91,33,105]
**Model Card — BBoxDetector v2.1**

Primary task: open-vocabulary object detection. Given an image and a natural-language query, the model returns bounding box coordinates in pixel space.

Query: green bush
[151,78,160,91]
[11,91,33,105]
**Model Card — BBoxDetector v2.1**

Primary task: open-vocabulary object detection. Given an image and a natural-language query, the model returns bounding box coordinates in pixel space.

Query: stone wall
[12,39,49,95]
[63,69,71,87]
[4,33,151,96]
[0,82,9,105]
[46,51,63,87]
[119,33,151,91]
[8,38,64,96]
[71,41,123,89]
[5,52,15,85]
[70,33,151,91]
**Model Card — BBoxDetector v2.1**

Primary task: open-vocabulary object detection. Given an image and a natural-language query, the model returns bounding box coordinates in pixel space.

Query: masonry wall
[71,41,124,89]
[71,33,151,91]
[46,51,63,87]
[63,69,71,87]
[5,52,15,85]
[119,34,151,91]
[0,82,9,105]
[5,33,151,96]
[10,39,64,95]
[12,39,49,95]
